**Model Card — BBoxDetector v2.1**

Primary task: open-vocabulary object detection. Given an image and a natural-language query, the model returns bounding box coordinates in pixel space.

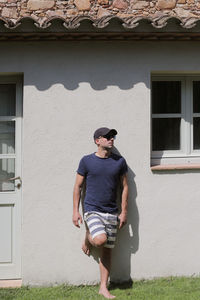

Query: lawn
[0,277,200,300]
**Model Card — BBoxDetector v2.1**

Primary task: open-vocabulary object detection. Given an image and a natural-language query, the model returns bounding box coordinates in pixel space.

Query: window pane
[152,118,181,151]
[0,84,16,116]
[0,122,15,154]
[193,81,200,113]
[152,81,181,114]
[193,117,200,149]
[0,158,15,191]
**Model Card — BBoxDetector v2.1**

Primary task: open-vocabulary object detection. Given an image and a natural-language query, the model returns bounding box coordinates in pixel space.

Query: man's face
[95,134,116,149]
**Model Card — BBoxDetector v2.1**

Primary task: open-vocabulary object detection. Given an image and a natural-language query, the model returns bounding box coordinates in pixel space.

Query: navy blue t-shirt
[77,152,128,214]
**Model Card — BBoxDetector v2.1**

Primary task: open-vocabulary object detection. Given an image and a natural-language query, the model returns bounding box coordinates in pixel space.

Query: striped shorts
[84,211,118,249]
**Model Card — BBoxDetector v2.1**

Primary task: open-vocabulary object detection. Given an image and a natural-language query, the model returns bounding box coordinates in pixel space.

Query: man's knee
[93,234,107,247]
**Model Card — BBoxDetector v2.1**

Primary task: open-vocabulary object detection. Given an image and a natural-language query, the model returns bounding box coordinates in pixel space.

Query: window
[151,75,200,166]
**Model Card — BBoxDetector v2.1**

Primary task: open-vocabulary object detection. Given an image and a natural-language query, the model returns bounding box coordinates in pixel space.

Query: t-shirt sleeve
[77,157,87,176]
[120,158,128,176]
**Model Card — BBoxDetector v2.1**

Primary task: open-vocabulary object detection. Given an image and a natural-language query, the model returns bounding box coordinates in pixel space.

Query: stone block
[157,0,176,9]
[131,0,149,9]
[2,7,17,18]
[98,0,109,4]
[46,9,65,17]
[113,0,128,9]
[27,0,55,10]
[74,0,91,11]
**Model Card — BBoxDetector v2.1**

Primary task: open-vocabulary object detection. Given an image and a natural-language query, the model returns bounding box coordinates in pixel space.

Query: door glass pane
[152,81,181,114]
[0,84,16,116]
[0,122,15,154]
[0,158,15,191]
[193,117,200,149]
[193,81,200,113]
[152,118,181,151]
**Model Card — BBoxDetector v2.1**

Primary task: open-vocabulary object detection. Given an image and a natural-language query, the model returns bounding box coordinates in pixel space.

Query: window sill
[151,164,200,171]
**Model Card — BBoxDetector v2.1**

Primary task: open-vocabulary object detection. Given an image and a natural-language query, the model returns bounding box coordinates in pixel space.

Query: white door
[0,76,22,279]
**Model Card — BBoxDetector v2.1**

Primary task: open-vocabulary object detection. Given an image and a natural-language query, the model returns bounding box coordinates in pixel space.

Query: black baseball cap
[93,127,118,140]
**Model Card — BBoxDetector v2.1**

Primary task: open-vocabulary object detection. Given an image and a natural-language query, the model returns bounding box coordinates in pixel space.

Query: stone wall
[0,0,199,23]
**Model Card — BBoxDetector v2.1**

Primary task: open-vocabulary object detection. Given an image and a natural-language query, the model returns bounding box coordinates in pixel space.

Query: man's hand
[73,174,84,228]
[73,211,83,228]
[118,213,127,229]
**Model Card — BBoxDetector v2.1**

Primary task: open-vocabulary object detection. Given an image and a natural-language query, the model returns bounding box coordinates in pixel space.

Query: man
[72,127,129,299]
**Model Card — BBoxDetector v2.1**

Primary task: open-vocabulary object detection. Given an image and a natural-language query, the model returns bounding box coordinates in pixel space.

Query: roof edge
[0,15,200,30]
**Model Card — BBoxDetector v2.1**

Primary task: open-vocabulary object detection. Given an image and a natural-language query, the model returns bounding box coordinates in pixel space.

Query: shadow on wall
[23,42,150,91]
[111,165,138,284]
[80,146,139,284]
[111,147,139,283]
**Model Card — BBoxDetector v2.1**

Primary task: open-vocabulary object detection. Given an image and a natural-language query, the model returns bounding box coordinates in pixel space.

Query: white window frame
[151,74,200,165]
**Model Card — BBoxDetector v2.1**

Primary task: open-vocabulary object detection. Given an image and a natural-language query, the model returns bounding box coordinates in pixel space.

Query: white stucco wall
[0,41,200,285]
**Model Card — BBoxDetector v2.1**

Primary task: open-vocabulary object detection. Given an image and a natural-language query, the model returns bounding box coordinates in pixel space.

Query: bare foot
[99,287,116,299]
[82,231,91,256]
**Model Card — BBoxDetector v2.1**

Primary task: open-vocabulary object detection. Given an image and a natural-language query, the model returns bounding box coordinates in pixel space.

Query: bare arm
[72,173,85,228]
[118,173,129,229]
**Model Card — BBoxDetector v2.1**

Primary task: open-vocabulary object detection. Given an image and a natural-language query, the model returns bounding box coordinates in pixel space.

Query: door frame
[0,75,23,279]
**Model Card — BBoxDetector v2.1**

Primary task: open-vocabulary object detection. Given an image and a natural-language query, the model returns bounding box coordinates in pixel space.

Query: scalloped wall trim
[0,15,200,30]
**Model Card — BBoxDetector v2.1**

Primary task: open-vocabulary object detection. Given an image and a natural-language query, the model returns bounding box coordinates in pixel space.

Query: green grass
[0,277,200,300]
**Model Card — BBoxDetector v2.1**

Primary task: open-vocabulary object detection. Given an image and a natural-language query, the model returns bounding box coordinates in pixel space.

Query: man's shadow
[110,147,139,286]
[80,147,139,285]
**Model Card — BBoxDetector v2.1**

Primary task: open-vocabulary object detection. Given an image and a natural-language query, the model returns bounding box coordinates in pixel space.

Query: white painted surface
[0,77,22,279]
[0,42,199,284]
[0,206,12,262]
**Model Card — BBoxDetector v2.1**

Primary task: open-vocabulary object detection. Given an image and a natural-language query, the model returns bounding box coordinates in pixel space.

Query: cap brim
[108,129,117,136]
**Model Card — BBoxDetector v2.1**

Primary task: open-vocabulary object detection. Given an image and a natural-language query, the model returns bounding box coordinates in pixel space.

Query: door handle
[0,176,22,189]
[7,176,22,183]
[8,176,22,189]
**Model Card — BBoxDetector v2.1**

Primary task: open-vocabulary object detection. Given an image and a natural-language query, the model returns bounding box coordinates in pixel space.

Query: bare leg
[99,247,115,299]
[82,230,107,255]
[82,232,114,298]
[82,230,92,256]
